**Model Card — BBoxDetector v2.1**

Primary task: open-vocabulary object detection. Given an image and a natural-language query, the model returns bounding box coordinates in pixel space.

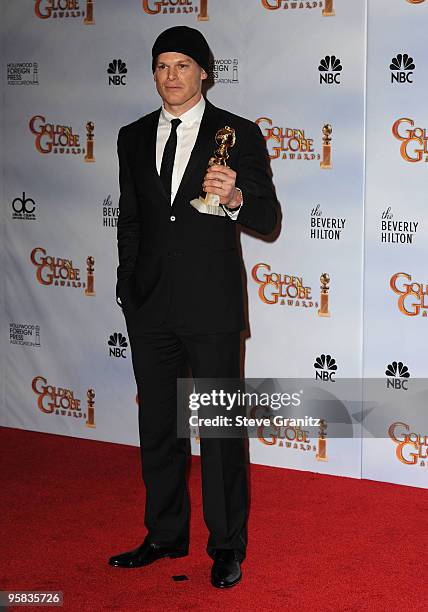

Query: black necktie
[160,118,181,197]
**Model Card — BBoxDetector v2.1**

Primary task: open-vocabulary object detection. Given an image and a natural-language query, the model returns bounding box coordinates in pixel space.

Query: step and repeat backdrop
[1,0,426,489]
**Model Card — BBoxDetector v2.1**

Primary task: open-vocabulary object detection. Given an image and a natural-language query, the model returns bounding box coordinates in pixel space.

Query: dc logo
[314,354,337,381]
[390,54,415,84]
[12,192,36,214]
[318,55,342,85]
[386,361,410,391]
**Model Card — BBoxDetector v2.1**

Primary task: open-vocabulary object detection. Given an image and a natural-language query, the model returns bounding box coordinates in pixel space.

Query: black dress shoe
[108,539,188,568]
[211,549,242,588]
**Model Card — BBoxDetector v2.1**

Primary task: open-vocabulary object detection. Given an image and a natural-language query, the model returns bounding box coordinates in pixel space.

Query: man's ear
[201,69,208,81]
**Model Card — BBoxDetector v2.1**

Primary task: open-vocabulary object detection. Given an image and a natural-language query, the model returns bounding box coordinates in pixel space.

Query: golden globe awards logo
[392,118,428,163]
[34,0,94,23]
[261,0,335,16]
[32,376,95,427]
[252,263,316,308]
[252,264,331,316]
[30,247,95,296]
[29,116,95,162]
[256,117,333,167]
[254,406,328,462]
[389,422,428,467]
[390,273,428,317]
[142,0,208,19]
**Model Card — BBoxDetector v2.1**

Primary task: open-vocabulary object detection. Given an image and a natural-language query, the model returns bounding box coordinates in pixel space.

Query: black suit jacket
[116,99,277,333]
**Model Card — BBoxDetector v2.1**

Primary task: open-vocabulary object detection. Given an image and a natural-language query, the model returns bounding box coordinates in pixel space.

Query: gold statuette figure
[86,389,96,428]
[85,256,95,296]
[322,0,335,16]
[85,121,95,162]
[190,126,236,217]
[320,124,332,169]
[316,420,328,461]
[318,273,331,317]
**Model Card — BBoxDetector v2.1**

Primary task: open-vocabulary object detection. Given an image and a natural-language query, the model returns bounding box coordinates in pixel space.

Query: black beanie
[152,26,210,74]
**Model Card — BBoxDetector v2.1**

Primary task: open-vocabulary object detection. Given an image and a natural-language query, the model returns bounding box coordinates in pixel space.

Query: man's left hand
[203,165,241,209]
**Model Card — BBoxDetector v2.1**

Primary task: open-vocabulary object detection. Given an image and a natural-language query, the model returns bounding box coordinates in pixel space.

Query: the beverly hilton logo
[32,376,95,427]
[142,0,208,19]
[34,0,95,23]
[30,247,95,296]
[392,118,428,163]
[390,273,428,317]
[29,116,95,161]
[252,264,332,315]
[256,117,333,167]
[389,422,428,467]
[261,0,335,15]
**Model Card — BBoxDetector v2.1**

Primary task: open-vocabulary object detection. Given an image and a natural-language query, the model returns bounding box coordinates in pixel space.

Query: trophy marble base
[317,310,331,318]
[190,194,226,217]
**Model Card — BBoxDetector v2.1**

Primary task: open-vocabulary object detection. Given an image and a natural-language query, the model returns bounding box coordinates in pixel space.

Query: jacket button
[170,215,176,222]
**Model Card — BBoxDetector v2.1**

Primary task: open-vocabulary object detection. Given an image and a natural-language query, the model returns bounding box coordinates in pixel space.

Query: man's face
[154,52,207,115]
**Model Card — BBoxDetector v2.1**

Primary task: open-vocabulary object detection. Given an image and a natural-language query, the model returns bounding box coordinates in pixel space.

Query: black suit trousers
[126,319,249,561]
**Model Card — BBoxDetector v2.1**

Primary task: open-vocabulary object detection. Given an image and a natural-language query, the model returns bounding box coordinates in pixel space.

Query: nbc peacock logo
[314,354,337,382]
[318,55,343,85]
[107,59,127,86]
[108,332,128,358]
[386,361,410,391]
[390,54,415,84]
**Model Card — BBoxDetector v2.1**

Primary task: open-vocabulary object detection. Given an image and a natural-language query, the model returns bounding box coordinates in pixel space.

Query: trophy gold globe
[190,126,236,217]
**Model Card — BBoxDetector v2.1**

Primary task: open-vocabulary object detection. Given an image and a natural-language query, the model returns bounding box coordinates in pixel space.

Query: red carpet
[1,427,427,611]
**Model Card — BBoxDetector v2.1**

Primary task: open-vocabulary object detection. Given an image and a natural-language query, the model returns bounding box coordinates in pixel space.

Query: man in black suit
[108,26,277,588]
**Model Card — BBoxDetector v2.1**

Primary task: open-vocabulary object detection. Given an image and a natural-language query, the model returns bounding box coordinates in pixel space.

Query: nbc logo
[108,332,128,358]
[386,361,410,391]
[390,54,415,84]
[314,354,337,382]
[107,59,127,86]
[318,55,342,85]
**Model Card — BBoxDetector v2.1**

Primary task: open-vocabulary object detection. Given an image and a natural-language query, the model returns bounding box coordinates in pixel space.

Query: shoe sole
[108,551,188,568]
[211,573,242,589]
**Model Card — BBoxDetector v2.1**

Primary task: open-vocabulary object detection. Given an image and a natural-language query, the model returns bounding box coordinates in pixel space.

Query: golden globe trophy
[320,124,332,169]
[318,273,331,317]
[84,121,95,162]
[198,0,209,20]
[322,0,335,16]
[316,420,328,461]
[84,0,95,24]
[86,389,96,428]
[190,126,236,217]
[85,256,95,296]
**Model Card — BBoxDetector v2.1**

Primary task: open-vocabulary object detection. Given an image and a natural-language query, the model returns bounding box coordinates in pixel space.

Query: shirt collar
[160,96,205,126]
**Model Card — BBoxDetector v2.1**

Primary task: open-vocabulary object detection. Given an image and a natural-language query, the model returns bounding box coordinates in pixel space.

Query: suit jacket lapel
[137,101,221,207]
[172,100,220,205]
[136,107,171,204]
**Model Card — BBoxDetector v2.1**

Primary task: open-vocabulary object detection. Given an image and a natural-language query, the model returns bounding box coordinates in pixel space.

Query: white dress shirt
[156,96,241,219]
